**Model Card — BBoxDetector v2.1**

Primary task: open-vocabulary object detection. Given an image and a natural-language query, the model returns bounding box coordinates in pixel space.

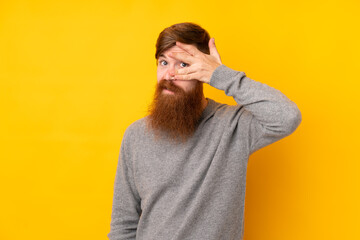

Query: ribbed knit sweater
[108,64,302,240]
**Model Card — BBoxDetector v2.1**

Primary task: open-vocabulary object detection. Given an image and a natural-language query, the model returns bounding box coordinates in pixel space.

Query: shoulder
[126,117,147,132]
[123,117,148,142]
[206,98,251,126]
[209,98,245,117]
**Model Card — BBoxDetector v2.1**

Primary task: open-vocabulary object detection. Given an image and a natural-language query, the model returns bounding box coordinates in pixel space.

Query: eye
[159,60,167,66]
[180,62,188,67]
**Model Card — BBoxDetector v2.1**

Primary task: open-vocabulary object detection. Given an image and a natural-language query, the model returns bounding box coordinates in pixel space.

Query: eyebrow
[158,54,166,59]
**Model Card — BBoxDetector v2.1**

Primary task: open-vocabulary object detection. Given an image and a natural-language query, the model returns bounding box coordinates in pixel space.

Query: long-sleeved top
[108,64,302,240]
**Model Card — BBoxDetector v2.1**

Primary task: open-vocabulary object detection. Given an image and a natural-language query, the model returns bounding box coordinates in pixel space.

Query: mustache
[157,80,184,94]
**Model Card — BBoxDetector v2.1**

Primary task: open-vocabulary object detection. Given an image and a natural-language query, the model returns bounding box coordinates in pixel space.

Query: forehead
[159,45,187,58]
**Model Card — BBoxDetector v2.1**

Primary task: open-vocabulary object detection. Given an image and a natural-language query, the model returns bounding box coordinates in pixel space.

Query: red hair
[155,22,211,60]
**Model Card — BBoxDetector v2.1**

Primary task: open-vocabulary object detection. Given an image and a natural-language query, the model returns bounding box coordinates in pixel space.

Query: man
[108,22,302,240]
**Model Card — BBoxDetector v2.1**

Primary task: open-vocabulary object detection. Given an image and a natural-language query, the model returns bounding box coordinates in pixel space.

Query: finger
[169,51,196,64]
[209,38,221,60]
[175,41,200,56]
[174,72,198,81]
[176,65,196,75]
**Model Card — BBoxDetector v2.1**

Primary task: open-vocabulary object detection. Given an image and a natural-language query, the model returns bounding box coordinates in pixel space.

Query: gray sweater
[108,64,302,240]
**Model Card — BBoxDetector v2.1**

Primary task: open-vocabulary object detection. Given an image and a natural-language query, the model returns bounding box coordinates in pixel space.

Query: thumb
[209,38,221,62]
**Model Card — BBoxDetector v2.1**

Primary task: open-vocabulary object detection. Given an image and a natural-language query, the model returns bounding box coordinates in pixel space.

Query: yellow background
[1,0,359,239]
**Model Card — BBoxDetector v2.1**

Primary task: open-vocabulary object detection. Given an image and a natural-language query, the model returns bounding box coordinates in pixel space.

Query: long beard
[146,80,204,143]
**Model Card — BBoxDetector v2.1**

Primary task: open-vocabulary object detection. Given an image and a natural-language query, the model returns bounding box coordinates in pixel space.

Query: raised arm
[209,64,302,154]
[172,38,302,154]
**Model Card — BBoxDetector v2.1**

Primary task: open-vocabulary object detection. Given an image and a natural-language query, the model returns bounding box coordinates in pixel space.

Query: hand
[170,38,222,84]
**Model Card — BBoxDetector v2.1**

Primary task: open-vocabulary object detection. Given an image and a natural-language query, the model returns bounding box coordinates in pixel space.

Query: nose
[165,65,176,80]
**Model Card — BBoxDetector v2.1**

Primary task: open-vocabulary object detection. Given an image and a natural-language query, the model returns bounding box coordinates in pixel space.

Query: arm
[209,64,302,154]
[108,134,142,240]
[172,39,302,154]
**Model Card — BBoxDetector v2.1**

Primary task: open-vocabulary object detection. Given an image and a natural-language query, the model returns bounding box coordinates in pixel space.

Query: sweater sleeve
[209,64,302,155]
[108,132,142,240]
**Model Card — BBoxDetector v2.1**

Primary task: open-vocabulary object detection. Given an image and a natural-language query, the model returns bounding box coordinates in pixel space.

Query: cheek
[157,69,165,82]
